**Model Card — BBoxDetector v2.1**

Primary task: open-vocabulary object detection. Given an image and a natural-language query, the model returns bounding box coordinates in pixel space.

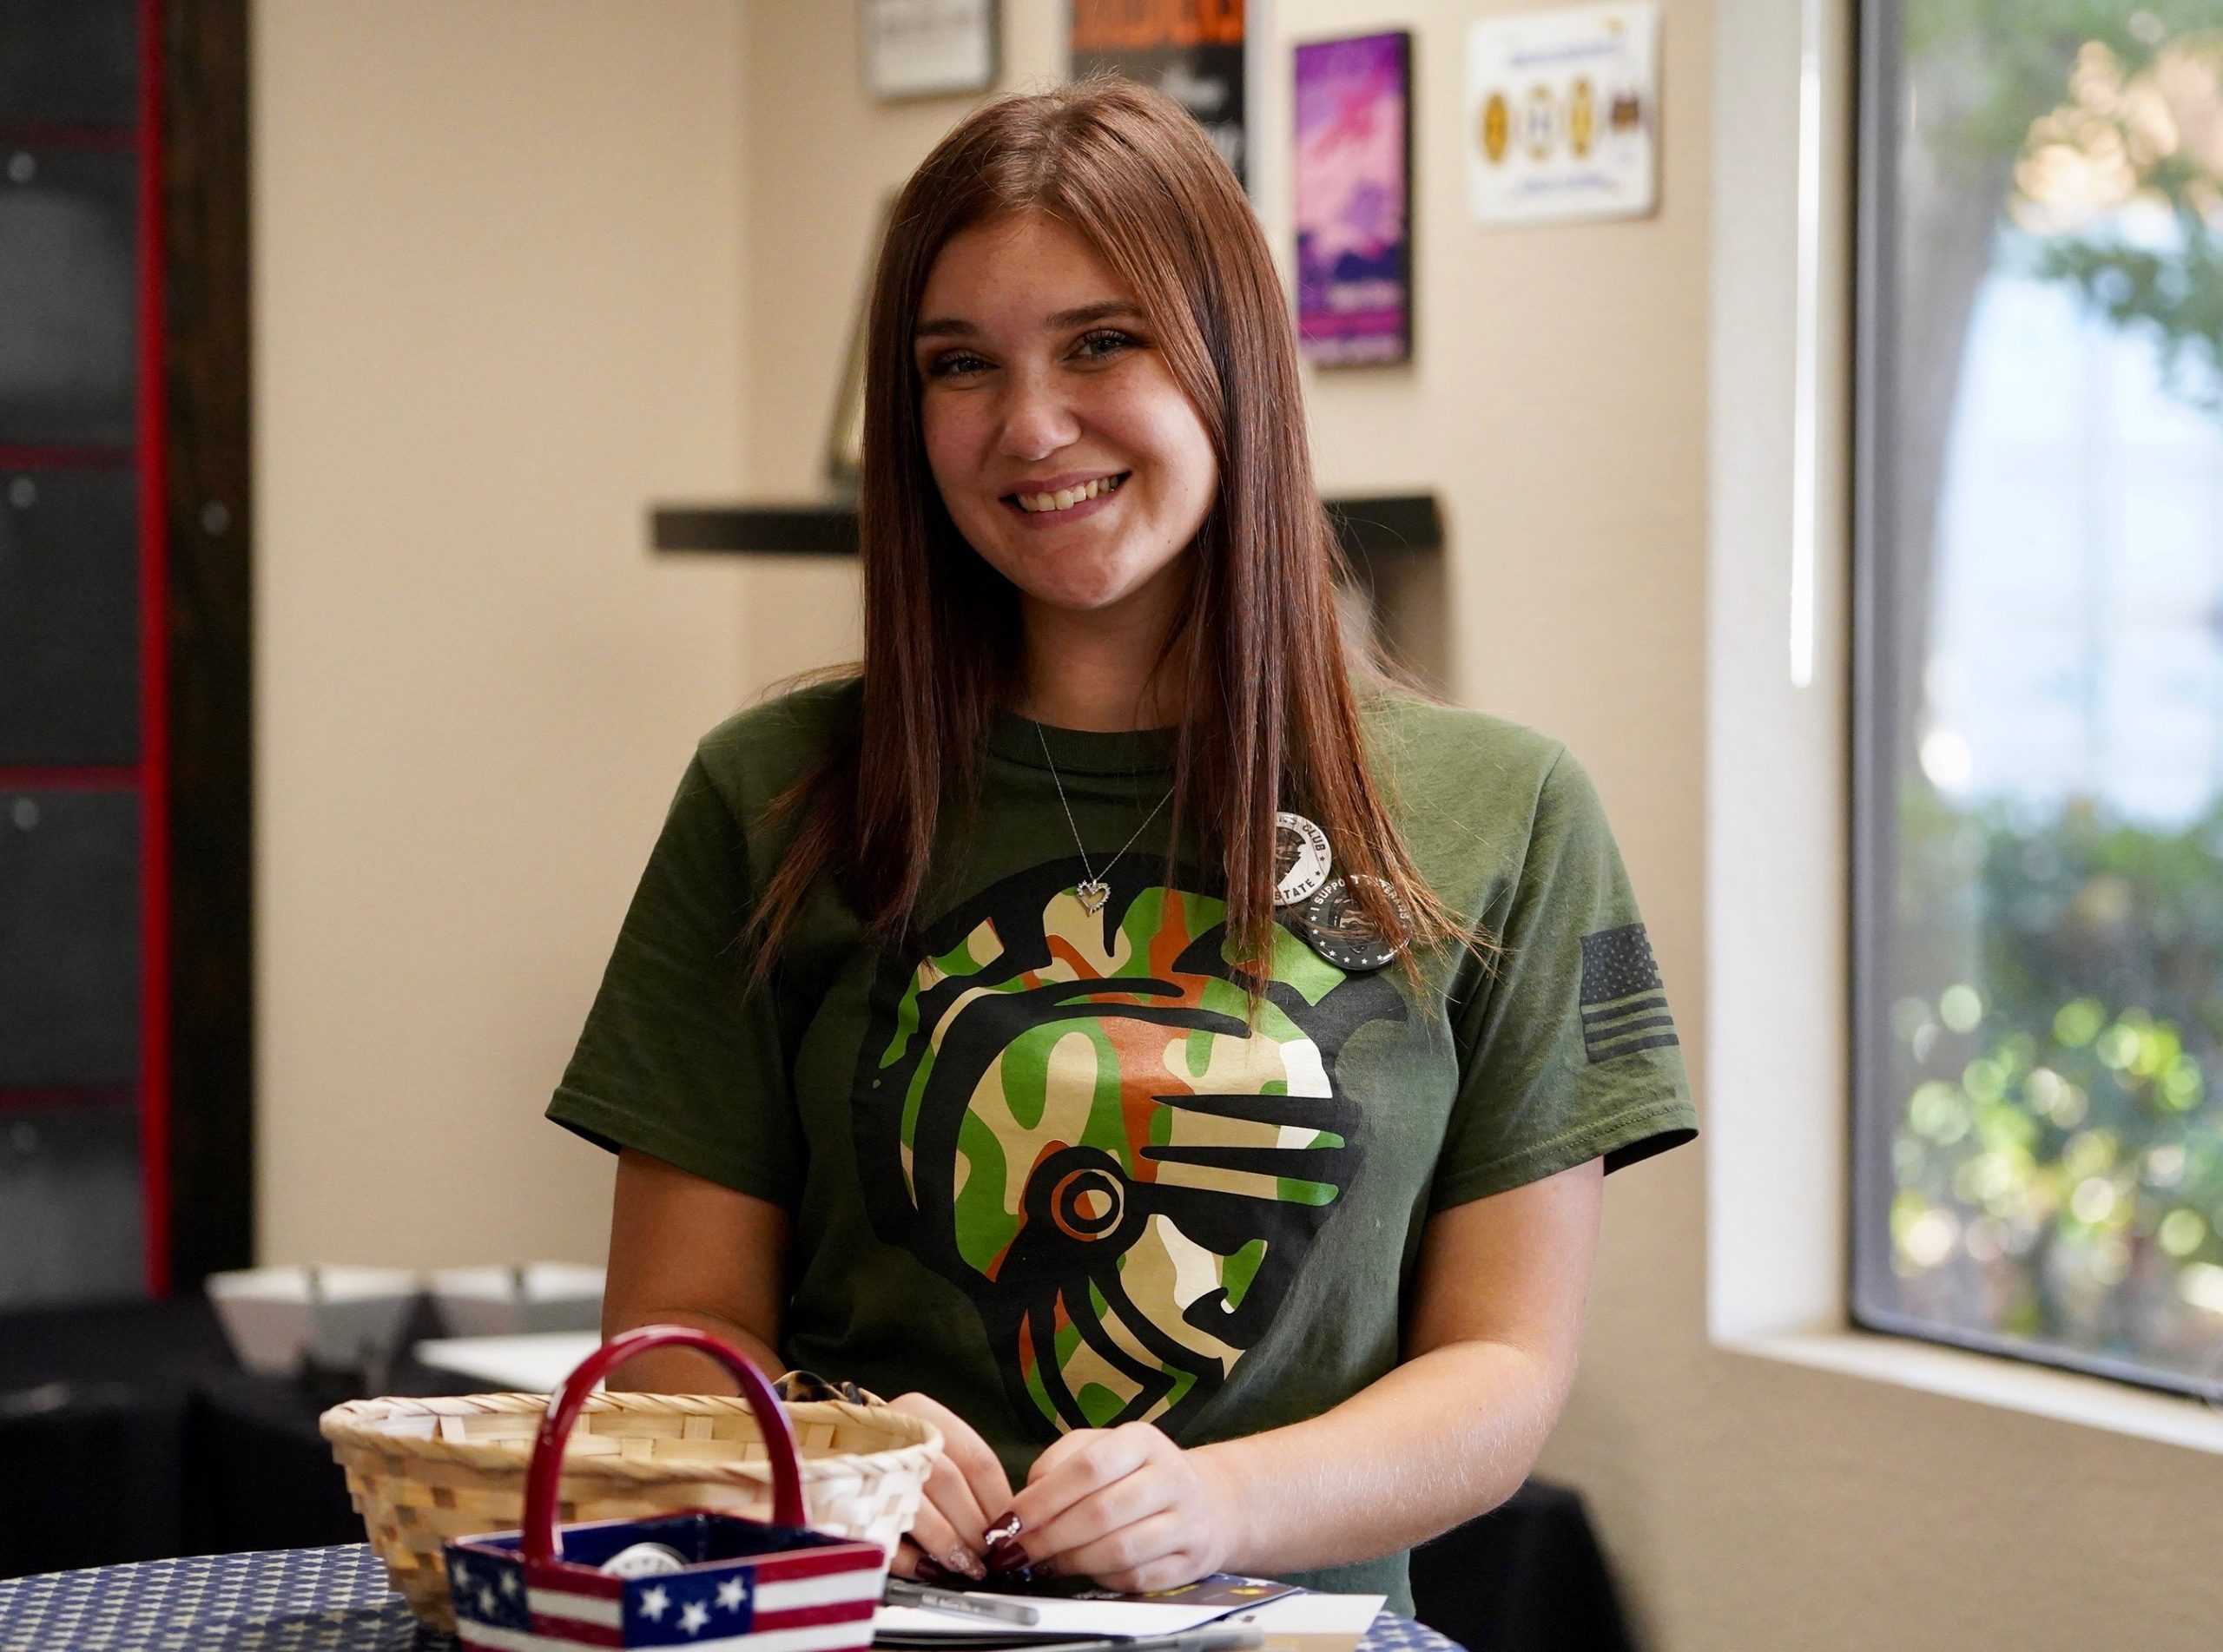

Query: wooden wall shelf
[650,493,1443,563]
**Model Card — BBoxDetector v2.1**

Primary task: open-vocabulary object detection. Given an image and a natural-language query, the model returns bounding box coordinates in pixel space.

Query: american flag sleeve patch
[1578,922,1679,1063]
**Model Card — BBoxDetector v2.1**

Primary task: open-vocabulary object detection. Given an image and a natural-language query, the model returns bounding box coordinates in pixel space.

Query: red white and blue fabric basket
[445,1326,886,1652]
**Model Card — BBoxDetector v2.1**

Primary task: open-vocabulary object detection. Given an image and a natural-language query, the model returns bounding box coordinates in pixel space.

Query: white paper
[1229,1593,1386,1652]
[1467,2,1660,227]
[876,1593,1256,1641]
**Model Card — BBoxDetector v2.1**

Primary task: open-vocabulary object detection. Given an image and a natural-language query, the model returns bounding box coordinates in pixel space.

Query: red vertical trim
[0,122,138,150]
[0,445,135,469]
[137,0,172,1297]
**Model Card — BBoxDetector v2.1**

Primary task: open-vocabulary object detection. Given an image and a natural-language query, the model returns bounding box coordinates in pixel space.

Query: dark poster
[1294,31,1412,365]
[1071,0,1249,194]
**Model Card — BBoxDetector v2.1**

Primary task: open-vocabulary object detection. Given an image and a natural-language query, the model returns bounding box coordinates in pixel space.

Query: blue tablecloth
[0,1545,1465,1652]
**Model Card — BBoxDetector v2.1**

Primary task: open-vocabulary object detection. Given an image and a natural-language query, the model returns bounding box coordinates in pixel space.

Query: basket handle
[522,1324,806,1565]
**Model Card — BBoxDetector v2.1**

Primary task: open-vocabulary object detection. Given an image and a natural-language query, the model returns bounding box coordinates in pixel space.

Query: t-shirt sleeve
[545,751,802,1206]
[1430,746,1699,1210]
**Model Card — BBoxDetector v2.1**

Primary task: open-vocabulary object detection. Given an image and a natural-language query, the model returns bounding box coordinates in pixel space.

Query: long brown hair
[750,76,1473,997]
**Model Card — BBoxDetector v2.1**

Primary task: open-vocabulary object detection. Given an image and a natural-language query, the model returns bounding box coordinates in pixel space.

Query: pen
[1030,1629,1264,1652]
[884,1576,1045,1626]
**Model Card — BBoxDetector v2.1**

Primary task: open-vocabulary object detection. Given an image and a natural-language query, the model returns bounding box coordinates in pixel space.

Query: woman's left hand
[987,1423,1248,1592]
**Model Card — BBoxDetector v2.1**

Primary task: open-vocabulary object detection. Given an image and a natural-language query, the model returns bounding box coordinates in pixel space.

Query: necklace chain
[1036,723,1174,898]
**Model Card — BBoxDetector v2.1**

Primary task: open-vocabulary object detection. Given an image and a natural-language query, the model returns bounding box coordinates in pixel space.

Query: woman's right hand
[885,1391,1013,1583]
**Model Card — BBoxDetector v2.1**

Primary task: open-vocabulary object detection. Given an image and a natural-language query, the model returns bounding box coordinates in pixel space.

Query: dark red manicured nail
[945,1547,986,1582]
[984,1511,1024,1546]
[985,1539,1028,1573]
[913,1556,958,1585]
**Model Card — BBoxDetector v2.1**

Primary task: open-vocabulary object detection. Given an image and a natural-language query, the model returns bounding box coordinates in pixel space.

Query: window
[1854,1,2223,1396]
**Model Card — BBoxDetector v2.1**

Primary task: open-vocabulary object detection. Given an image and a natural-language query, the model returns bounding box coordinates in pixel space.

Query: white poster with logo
[1466,2,1660,227]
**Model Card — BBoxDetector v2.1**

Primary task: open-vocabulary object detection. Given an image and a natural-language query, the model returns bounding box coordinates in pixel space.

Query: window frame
[1846,0,2223,1402]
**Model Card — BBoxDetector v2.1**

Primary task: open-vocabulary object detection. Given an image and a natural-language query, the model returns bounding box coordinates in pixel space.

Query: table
[3,1300,1636,1648]
[0,1300,462,1576]
[406,1333,597,1392]
[0,1546,1465,1652]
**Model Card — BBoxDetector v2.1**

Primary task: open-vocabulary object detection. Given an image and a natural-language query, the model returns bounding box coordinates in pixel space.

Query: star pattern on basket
[618,1572,758,1642]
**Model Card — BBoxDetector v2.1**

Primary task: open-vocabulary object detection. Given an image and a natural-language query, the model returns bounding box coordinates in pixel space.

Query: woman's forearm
[600,1304,784,1393]
[1195,1338,1571,1576]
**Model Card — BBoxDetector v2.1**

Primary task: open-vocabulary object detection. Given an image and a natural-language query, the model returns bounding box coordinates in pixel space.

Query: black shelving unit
[650,493,1443,563]
[0,0,254,1305]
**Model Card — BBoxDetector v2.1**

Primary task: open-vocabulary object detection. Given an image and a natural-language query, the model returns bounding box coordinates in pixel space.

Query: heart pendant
[1076,879,1110,914]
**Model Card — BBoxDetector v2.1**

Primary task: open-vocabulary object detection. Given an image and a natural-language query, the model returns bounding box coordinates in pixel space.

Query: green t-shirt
[549,679,1696,1612]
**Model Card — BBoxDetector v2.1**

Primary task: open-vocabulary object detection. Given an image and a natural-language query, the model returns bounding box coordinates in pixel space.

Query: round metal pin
[600,1542,687,1578]
[1297,875,1410,971]
[1273,811,1334,907]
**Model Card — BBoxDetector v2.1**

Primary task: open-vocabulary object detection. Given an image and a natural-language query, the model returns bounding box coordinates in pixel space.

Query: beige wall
[252,3,2221,1649]
[253,0,755,1264]
[724,0,1068,668]
[724,3,1720,1622]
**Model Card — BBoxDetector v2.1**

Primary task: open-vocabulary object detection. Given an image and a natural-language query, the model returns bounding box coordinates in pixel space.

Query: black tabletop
[0,1545,1465,1652]
[3,1300,1630,1651]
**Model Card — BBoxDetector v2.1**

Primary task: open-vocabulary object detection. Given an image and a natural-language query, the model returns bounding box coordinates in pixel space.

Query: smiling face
[913,212,1219,622]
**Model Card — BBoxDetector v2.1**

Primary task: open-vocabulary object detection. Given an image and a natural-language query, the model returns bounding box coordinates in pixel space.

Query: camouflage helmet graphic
[852,857,1403,1437]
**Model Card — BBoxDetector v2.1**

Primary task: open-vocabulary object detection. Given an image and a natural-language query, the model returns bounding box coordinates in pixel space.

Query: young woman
[550,79,1696,1615]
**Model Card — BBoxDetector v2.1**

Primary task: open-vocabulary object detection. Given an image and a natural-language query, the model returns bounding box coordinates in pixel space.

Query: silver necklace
[1036,723,1174,915]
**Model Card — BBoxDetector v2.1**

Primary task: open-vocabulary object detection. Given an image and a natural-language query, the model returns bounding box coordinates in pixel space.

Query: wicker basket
[321,1368,940,1633]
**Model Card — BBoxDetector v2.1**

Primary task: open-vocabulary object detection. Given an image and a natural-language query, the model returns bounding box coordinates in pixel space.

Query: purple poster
[1294,31,1412,366]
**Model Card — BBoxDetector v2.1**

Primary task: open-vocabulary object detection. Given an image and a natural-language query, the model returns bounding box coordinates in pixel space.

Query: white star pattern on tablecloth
[640,1583,671,1621]
[500,1570,520,1597]
[478,1583,496,1616]
[681,1598,711,1634]
[716,1576,747,1611]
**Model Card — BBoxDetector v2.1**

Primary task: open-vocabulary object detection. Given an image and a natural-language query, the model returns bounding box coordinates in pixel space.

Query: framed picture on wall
[825,192,899,494]
[1071,0,1250,194]
[862,0,999,101]
[1294,30,1414,366]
